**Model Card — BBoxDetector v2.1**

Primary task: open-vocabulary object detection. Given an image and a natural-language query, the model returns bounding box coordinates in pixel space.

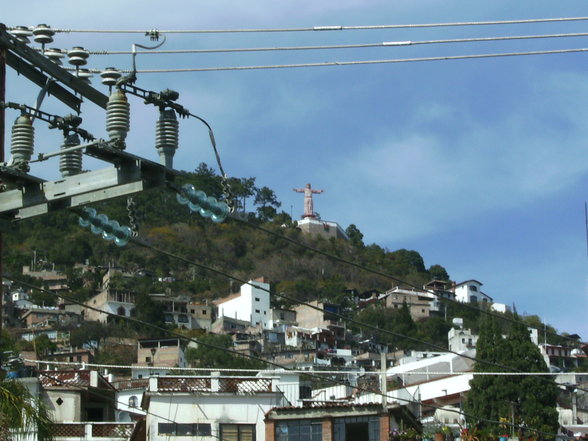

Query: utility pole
[0,42,5,332]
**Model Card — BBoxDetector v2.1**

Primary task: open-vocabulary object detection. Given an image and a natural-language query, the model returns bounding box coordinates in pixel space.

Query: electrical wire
[34,370,226,441]
[120,231,588,396]
[74,47,588,73]
[7,275,561,439]
[32,16,588,34]
[86,31,588,56]
[5,277,474,428]
[23,360,588,377]
[230,217,585,347]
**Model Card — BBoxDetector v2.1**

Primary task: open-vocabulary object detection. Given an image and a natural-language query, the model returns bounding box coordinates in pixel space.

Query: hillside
[4,164,446,303]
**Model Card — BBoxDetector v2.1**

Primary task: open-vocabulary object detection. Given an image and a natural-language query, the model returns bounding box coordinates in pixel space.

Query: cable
[32,16,588,34]
[35,370,226,441]
[24,360,588,377]
[125,234,588,397]
[231,217,585,347]
[77,47,588,73]
[86,31,588,56]
[6,277,465,423]
[5,275,563,437]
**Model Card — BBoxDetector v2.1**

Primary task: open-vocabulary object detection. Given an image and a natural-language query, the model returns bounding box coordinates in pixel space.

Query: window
[202,310,207,315]
[470,295,478,303]
[220,423,255,441]
[255,297,260,302]
[255,309,260,313]
[276,421,322,441]
[178,315,189,323]
[128,396,138,408]
[469,285,478,292]
[158,423,212,436]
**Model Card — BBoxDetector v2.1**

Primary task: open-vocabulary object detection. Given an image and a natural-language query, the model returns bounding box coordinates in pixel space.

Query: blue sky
[3,1,587,339]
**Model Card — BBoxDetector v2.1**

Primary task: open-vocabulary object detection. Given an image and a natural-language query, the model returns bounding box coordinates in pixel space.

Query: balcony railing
[154,376,274,394]
[53,422,134,440]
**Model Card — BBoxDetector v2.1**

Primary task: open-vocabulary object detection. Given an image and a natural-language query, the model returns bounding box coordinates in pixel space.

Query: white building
[142,371,297,441]
[448,327,479,352]
[216,277,271,329]
[453,280,492,304]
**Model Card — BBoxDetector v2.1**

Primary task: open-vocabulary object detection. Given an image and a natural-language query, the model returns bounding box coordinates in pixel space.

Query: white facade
[453,280,492,304]
[143,373,296,441]
[448,327,479,352]
[490,302,511,313]
[217,278,271,329]
[116,387,147,421]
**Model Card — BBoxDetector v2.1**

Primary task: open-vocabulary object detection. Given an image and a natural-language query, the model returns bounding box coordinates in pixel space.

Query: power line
[86,31,588,56]
[24,360,588,377]
[124,233,588,397]
[5,264,566,436]
[34,16,588,34]
[231,217,584,346]
[80,47,588,73]
[35,370,227,441]
[5,277,472,427]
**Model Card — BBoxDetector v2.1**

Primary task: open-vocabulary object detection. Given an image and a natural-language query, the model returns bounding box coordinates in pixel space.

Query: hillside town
[1,12,588,441]
[1,260,586,441]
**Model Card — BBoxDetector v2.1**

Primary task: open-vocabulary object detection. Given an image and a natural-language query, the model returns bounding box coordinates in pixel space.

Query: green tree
[70,321,110,349]
[345,224,364,247]
[428,264,450,281]
[33,334,57,357]
[254,186,281,221]
[185,334,266,370]
[0,379,54,441]
[465,316,558,439]
[391,300,418,350]
[228,177,257,212]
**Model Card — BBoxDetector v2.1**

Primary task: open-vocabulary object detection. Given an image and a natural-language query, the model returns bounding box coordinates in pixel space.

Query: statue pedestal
[295,217,348,241]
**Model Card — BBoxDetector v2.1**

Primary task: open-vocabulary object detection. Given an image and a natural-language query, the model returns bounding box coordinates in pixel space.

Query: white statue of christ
[293,183,324,218]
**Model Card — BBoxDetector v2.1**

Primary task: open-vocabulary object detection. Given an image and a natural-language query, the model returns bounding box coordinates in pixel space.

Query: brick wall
[323,418,333,441]
[265,419,275,441]
[380,413,391,441]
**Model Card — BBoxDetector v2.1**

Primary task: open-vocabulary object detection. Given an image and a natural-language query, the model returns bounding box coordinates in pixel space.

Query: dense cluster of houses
[1,264,587,440]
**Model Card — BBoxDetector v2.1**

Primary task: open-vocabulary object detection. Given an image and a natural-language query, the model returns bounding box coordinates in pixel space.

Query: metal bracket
[0,146,179,221]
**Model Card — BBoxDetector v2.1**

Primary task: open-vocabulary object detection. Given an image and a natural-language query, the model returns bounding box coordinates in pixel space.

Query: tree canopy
[464,316,559,440]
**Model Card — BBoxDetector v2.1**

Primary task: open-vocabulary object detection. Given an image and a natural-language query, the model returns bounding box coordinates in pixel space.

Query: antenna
[585,202,588,261]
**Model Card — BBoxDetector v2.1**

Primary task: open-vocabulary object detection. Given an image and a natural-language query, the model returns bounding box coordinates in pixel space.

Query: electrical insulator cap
[45,48,65,64]
[11,26,32,43]
[67,46,89,66]
[32,24,54,44]
[100,67,122,86]
[75,68,93,84]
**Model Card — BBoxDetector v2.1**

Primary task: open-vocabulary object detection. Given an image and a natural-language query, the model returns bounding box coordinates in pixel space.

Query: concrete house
[35,369,136,441]
[452,280,492,304]
[265,402,418,441]
[142,371,298,441]
[293,301,346,347]
[384,287,436,320]
[131,338,186,379]
[83,289,137,324]
[216,277,271,329]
